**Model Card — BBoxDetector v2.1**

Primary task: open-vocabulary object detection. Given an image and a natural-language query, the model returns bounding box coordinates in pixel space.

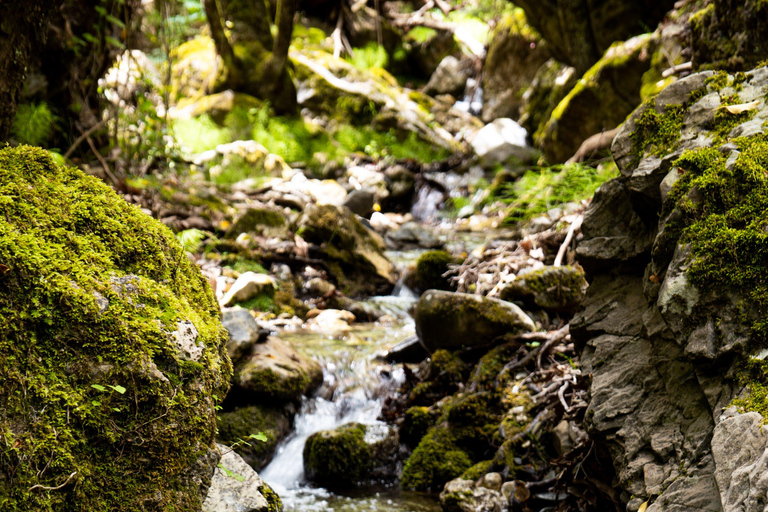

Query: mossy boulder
[414,250,456,292]
[414,290,535,351]
[216,405,291,470]
[499,265,588,313]
[481,8,550,122]
[233,336,322,403]
[0,146,231,511]
[225,207,289,240]
[297,203,396,296]
[303,422,399,487]
[400,426,473,491]
[407,350,471,407]
[518,59,577,142]
[536,33,658,164]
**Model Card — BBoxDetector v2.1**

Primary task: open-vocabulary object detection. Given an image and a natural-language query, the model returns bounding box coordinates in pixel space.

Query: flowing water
[260,294,440,512]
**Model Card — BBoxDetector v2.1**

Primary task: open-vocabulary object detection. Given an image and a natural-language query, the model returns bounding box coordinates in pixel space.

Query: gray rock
[387,221,443,249]
[343,189,376,216]
[499,265,588,313]
[202,444,282,512]
[415,290,535,351]
[424,56,471,97]
[440,478,505,512]
[222,308,265,364]
[385,335,430,363]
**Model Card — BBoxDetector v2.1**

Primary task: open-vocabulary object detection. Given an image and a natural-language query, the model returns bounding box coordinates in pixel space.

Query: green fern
[12,102,57,146]
[176,228,207,253]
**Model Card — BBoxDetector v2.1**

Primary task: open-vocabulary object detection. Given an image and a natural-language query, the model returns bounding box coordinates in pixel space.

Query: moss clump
[400,426,473,491]
[258,482,283,512]
[408,350,470,406]
[303,423,372,486]
[460,460,494,482]
[226,208,287,239]
[415,250,456,292]
[705,70,730,92]
[401,406,437,447]
[0,146,231,511]
[216,405,288,470]
[713,94,758,139]
[631,100,685,160]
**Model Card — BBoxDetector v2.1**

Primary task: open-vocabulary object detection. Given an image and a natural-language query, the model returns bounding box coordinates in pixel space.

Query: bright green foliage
[0,146,231,511]
[502,163,616,223]
[174,114,231,153]
[11,102,57,147]
[347,43,389,70]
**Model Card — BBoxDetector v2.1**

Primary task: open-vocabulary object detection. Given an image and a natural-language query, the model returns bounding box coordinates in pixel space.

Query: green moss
[216,405,287,469]
[0,146,231,511]
[239,293,277,313]
[460,460,493,481]
[705,71,730,92]
[714,94,758,139]
[400,426,473,491]
[258,482,283,512]
[303,423,372,486]
[631,100,686,160]
[415,250,456,292]
[401,406,436,447]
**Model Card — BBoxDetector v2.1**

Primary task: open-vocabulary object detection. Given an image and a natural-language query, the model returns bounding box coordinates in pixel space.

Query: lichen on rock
[0,146,231,511]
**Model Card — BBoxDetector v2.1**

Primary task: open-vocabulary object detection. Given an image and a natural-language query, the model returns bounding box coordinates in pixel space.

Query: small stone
[480,472,502,491]
[219,272,277,308]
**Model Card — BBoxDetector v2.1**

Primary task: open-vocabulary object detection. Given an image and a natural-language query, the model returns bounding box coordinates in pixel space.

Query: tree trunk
[204,0,298,114]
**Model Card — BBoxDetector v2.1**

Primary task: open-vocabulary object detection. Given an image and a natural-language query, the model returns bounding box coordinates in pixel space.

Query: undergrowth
[501,162,617,223]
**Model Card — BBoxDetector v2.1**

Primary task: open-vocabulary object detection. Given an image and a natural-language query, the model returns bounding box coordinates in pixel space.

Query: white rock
[306,309,356,333]
[471,118,533,166]
[170,320,203,361]
[219,272,277,308]
[202,444,272,512]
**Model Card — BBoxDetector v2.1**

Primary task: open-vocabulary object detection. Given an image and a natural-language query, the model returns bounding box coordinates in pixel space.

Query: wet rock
[481,9,550,122]
[220,272,277,308]
[306,309,356,333]
[222,308,267,364]
[424,56,471,97]
[216,405,292,471]
[440,478,505,512]
[385,335,430,363]
[499,265,588,313]
[202,444,282,512]
[233,336,323,402]
[471,118,537,167]
[170,90,263,123]
[387,221,443,249]
[297,204,396,296]
[415,290,535,351]
[303,422,399,487]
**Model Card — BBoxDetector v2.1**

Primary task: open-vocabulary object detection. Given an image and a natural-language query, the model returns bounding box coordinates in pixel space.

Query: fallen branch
[554,216,582,267]
[64,118,108,159]
[28,471,77,492]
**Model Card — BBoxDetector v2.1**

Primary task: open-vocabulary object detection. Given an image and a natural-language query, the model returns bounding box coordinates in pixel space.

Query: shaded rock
[385,335,430,363]
[424,56,471,97]
[518,59,577,143]
[499,265,588,313]
[415,290,535,351]
[226,207,289,239]
[384,164,416,204]
[440,478,505,512]
[303,422,399,487]
[343,189,376,216]
[216,405,292,471]
[220,272,277,308]
[234,336,323,402]
[481,9,550,122]
[297,204,396,296]
[202,444,283,512]
[413,250,456,292]
[512,0,675,74]
[471,118,537,167]
[222,308,266,364]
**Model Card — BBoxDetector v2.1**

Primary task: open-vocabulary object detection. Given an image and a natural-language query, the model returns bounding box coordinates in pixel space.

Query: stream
[259,229,502,512]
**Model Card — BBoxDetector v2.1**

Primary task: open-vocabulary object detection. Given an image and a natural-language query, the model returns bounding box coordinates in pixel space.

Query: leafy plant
[176,228,207,253]
[11,102,57,146]
[347,43,389,70]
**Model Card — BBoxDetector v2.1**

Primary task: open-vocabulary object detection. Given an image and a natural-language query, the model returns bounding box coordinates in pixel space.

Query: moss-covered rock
[303,422,399,487]
[233,336,322,402]
[225,207,289,240]
[536,33,658,164]
[407,350,471,407]
[400,426,473,491]
[297,203,396,296]
[499,265,588,313]
[414,290,535,351]
[481,8,550,122]
[518,59,578,143]
[216,405,291,470]
[0,146,231,511]
[414,250,456,292]
[401,406,438,447]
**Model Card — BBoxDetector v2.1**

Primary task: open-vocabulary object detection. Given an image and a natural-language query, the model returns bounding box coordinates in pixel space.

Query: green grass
[502,162,617,223]
[346,43,389,70]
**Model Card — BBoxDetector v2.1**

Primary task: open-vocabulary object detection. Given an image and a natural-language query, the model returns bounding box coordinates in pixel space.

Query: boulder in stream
[415,290,536,351]
[0,146,231,511]
[498,265,588,313]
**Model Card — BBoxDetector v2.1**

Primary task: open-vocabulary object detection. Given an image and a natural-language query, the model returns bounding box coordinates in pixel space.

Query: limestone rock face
[573,66,768,511]
[415,290,535,351]
[202,444,283,512]
[0,146,231,511]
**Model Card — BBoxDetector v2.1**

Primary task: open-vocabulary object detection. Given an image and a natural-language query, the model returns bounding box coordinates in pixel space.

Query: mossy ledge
[0,146,232,511]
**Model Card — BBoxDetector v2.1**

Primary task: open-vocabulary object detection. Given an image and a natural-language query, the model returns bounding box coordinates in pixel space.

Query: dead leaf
[723,100,761,114]
[638,502,648,512]
[0,264,8,274]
